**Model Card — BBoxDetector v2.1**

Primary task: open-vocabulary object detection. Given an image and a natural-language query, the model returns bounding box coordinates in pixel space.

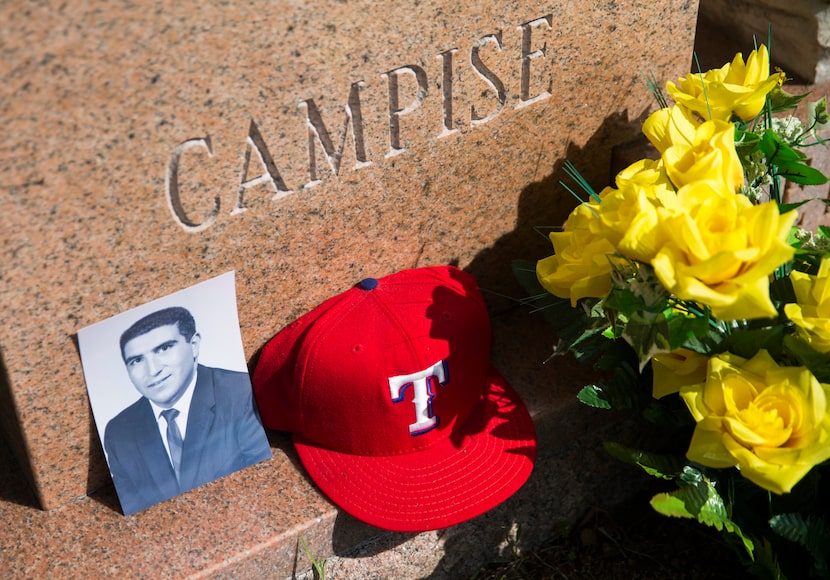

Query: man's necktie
[160,408,183,482]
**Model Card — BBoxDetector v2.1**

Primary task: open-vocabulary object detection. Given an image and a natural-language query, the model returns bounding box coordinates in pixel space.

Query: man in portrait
[103,306,271,515]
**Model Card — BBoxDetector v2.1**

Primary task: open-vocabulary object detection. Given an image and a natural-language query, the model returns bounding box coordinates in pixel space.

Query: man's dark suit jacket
[104,364,272,515]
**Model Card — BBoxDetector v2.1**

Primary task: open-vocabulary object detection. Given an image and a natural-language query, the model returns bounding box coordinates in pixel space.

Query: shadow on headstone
[85,405,117,511]
[0,433,40,510]
[463,109,653,307]
[84,421,122,512]
[0,351,41,509]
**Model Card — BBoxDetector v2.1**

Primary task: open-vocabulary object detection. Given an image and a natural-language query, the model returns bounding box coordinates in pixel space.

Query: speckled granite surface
[1,0,699,575]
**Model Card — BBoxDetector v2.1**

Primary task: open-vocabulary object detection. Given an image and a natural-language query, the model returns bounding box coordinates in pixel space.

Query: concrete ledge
[0,301,646,579]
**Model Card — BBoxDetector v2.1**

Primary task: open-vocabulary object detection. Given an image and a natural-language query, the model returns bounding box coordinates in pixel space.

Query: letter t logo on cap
[388,360,449,436]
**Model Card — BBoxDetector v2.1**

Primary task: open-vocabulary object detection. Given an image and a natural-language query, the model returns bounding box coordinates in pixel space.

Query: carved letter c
[165,137,218,233]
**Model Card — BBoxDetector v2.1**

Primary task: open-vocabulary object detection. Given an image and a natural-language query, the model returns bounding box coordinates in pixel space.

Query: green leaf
[769,513,830,578]
[776,161,829,186]
[650,479,755,559]
[782,335,830,383]
[760,129,806,164]
[778,199,811,214]
[593,337,639,372]
[769,276,797,304]
[677,464,704,486]
[769,513,810,545]
[667,312,715,350]
[721,325,787,360]
[604,285,663,315]
[767,85,810,113]
[576,365,643,411]
[603,442,686,479]
[567,325,614,365]
[650,488,696,518]
[619,308,714,369]
[734,127,762,155]
[745,537,788,580]
[641,396,697,431]
[621,311,673,368]
[577,385,612,409]
[809,96,830,128]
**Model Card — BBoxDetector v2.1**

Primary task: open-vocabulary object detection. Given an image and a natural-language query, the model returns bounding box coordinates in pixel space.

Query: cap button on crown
[358,278,378,291]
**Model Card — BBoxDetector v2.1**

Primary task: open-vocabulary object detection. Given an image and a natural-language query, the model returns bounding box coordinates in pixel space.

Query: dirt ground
[471,488,750,580]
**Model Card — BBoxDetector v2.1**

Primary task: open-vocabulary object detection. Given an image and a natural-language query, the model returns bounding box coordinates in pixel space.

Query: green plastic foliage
[602,442,685,480]
[577,385,612,409]
[650,473,755,559]
[782,334,830,384]
[769,513,830,579]
[766,85,809,114]
[809,96,830,129]
[758,129,828,185]
[600,443,755,559]
[746,537,787,580]
[620,306,713,369]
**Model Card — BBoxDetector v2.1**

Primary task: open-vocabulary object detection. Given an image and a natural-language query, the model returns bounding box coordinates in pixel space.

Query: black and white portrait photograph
[78,271,272,515]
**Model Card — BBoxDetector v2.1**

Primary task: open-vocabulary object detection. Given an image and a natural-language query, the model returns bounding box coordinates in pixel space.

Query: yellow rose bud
[652,348,709,399]
[651,182,796,320]
[592,158,678,264]
[724,44,786,121]
[666,45,785,122]
[615,157,676,202]
[662,119,745,194]
[679,350,830,494]
[643,105,699,155]
[598,181,674,263]
[784,257,830,352]
[536,203,614,306]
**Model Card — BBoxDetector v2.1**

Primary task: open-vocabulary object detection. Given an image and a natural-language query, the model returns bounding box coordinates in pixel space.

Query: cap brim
[293,367,537,532]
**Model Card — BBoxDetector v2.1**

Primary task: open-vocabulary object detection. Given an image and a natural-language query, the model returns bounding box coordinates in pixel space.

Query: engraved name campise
[166,15,553,232]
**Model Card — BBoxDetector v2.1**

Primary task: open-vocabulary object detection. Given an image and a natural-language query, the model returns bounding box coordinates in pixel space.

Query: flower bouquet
[515,43,830,578]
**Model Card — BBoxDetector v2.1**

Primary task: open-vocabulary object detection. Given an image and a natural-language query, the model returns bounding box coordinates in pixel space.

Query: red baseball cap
[252,266,536,532]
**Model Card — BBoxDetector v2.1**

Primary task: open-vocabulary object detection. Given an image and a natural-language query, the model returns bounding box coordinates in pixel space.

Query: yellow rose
[679,350,830,494]
[784,257,830,352]
[651,181,796,320]
[642,106,743,193]
[662,118,744,194]
[652,348,709,399]
[667,45,785,122]
[597,181,674,263]
[536,202,615,305]
[587,159,678,263]
[615,157,676,202]
[642,105,699,155]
